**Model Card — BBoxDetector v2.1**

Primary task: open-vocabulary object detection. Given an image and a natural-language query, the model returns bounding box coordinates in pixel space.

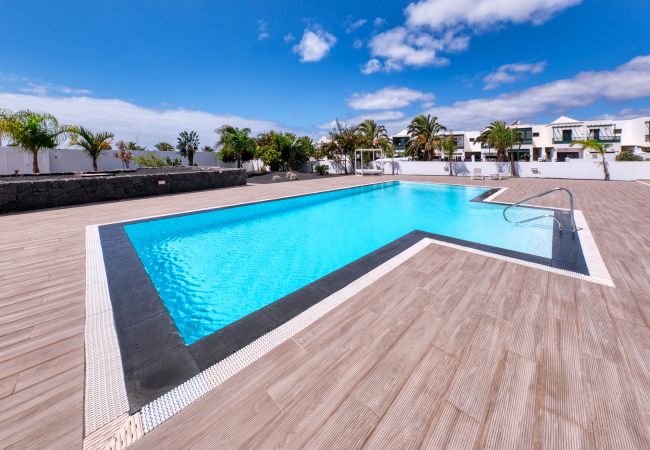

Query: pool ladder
[502,188,577,236]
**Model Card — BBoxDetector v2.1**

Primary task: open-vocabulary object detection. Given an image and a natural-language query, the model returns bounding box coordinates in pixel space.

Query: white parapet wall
[380,159,650,181]
[0,147,262,174]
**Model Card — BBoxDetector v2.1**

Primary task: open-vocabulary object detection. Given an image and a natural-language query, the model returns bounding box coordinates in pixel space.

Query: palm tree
[216,125,256,168]
[114,140,136,169]
[69,127,114,171]
[406,114,447,160]
[177,130,200,166]
[474,120,521,176]
[154,141,175,152]
[571,139,611,180]
[440,136,457,176]
[356,119,388,148]
[3,111,71,173]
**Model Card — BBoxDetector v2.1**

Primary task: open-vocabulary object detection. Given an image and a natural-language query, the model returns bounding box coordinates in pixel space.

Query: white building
[392,115,650,162]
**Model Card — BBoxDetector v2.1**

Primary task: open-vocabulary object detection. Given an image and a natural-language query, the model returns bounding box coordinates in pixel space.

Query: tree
[0,108,12,146]
[3,111,71,173]
[356,119,388,148]
[114,140,135,169]
[69,127,114,171]
[177,130,200,166]
[440,136,457,176]
[474,120,521,176]
[322,119,360,174]
[202,145,214,152]
[406,114,447,161]
[571,139,612,180]
[154,141,174,152]
[216,125,256,168]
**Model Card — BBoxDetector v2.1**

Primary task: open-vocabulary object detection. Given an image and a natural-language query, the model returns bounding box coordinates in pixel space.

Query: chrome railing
[503,188,576,235]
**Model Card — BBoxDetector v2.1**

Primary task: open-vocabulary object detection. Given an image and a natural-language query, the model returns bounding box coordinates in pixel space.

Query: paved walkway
[1,176,649,448]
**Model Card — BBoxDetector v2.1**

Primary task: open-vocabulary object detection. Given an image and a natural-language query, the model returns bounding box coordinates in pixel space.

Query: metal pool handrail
[503,187,577,235]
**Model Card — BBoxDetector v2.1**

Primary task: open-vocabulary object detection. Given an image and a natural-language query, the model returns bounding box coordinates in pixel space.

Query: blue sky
[1,0,649,146]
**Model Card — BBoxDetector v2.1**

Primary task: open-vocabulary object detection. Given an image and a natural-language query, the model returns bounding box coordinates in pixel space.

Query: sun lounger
[471,168,484,180]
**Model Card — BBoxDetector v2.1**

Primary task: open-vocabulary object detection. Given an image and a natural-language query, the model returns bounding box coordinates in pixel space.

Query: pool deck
[1,175,649,448]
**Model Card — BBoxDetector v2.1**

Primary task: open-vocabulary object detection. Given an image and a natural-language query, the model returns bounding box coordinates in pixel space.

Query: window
[589,128,600,140]
[533,132,539,137]
[562,129,572,141]
[614,128,622,134]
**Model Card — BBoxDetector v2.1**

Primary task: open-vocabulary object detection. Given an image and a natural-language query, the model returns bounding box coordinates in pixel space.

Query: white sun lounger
[470,168,484,180]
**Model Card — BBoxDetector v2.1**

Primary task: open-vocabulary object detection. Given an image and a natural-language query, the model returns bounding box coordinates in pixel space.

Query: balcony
[553,136,621,144]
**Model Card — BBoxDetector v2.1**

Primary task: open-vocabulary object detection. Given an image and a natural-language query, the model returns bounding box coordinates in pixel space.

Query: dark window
[614,128,622,134]
[533,132,539,137]
[590,128,600,140]
[562,129,572,141]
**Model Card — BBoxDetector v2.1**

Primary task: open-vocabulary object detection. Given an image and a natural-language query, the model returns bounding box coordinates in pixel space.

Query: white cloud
[0,92,283,147]
[18,81,92,97]
[347,86,434,110]
[256,19,269,40]
[344,18,367,33]
[349,110,405,123]
[427,55,650,130]
[374,17,386,27]
[361,59,382,75]
[353,38,363,50]
[364,28,467,73]
[292,26,337,62]
[363,0,579,73]
[283,33,295,43]
[406,0,581,30]
[317,110,406,130]
[483,61,546,89]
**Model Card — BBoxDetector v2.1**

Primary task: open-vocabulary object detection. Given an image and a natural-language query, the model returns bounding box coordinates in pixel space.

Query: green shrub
[164,157,182,166]
[134,153,166,168]
[615,152,643,161]
[258,146,283,171]
[314,164,329,176]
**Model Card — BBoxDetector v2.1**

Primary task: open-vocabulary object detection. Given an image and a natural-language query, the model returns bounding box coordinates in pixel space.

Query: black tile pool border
[99,182,587,412]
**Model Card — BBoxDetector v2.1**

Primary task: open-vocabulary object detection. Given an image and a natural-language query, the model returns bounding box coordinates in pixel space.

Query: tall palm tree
[3,111,71,173]
[69,127,114,171]
[571,139,611,180]
[440,136,457,176]
[356,119,388,148]
[406,114,447,160]
[216,125,256,168]
[177,131,200,166]
[474,120,521,176]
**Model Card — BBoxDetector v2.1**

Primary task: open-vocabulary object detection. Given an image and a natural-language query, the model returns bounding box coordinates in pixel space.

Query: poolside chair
[471,168,484,180]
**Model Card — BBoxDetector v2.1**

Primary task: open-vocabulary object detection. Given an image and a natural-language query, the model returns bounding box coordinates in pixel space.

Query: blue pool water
[124,181,553,344]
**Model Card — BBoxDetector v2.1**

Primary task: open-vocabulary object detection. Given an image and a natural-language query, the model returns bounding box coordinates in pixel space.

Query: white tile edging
[84,225,133,447]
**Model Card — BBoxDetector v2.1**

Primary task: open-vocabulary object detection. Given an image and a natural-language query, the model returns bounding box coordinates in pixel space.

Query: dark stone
[0,167,247,213]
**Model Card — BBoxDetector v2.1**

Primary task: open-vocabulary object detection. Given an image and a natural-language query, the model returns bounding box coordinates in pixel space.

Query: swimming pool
[123,181,553,345]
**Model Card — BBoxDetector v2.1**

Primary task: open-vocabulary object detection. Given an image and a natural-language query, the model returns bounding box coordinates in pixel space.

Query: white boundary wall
[0,147,261,174]
[379,159,650,181]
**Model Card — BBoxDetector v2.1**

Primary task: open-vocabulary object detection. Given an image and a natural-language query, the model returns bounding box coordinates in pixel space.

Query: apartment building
[392,115,650,161]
